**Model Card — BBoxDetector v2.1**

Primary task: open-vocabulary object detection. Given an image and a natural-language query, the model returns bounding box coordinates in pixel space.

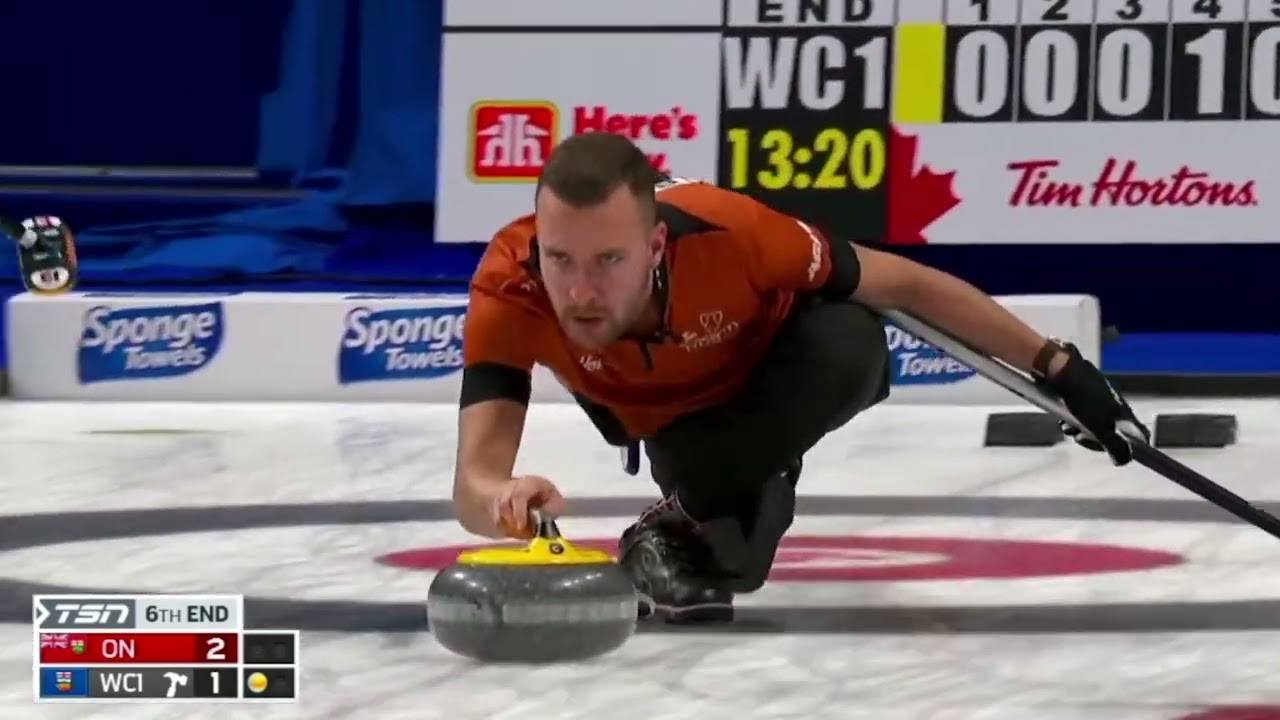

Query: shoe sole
[636,592,734,624]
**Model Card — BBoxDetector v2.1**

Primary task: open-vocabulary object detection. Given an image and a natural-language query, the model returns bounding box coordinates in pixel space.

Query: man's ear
[650,221,667,269]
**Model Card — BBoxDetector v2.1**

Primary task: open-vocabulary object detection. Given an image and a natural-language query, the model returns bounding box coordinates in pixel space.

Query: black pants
[577,297,891,590]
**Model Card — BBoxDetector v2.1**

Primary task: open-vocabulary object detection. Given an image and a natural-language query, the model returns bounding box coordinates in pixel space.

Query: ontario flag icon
[39,667,89,698]
[40,633,68,649]
[40,634,88,662]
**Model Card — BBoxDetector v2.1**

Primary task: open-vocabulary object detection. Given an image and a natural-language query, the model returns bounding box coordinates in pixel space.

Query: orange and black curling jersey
[459,179,863,439]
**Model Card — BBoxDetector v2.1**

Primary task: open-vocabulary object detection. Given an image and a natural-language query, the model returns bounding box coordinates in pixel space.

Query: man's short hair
[536,133,662,223]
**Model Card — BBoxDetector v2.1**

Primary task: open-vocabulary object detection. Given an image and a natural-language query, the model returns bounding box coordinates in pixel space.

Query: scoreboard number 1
[1186,29,1229,114]
[194,667,238,699]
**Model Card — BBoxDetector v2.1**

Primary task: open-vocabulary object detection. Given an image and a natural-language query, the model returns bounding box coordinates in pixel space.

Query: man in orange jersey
[452,132,1148,623]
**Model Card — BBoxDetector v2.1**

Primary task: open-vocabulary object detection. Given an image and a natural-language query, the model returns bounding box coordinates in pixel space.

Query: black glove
[1040,342,1150,465]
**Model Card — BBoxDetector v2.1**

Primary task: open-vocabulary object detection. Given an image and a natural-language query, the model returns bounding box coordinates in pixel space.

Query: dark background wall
[0,1,292,169]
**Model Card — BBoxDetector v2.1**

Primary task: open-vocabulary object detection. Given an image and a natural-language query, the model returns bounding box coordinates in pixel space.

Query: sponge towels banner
[5,291,1099,405]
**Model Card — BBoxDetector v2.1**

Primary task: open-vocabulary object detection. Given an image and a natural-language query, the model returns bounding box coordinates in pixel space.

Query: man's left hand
[1041,343,1150,465]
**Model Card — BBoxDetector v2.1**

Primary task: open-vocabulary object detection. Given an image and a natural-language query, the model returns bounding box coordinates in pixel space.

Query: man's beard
[560,306,617,348]
[559,274,654,349]
[560,297,644,349]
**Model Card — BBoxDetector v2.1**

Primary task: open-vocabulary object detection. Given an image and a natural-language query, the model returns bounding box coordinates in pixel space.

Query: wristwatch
[1031,337,1068,381]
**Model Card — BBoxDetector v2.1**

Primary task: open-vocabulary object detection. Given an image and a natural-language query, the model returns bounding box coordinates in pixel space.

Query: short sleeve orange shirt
[462,180,861,438]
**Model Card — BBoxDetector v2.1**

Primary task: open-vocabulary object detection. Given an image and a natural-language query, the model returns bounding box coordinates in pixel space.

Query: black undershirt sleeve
[458,362,532,409]
[817,234,862,300]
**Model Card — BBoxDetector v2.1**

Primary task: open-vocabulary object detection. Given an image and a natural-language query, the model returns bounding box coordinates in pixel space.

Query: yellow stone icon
[247,672,269,694]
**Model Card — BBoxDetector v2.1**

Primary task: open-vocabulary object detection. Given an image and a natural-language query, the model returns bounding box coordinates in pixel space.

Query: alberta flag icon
[39,667,88,698]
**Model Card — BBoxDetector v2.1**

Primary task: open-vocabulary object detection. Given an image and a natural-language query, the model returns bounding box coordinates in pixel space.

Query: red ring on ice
[376,535,1183,581]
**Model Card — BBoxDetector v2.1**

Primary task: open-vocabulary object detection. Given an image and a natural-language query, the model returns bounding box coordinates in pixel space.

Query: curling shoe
[618,494,735,624]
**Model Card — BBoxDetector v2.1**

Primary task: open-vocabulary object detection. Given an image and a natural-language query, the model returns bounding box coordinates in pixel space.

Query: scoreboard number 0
[1096,30,1153,117]
[951,30,1098,118]
[952,31,1010,117]
[1023,30,1080,117]
[1249,29,1280,115]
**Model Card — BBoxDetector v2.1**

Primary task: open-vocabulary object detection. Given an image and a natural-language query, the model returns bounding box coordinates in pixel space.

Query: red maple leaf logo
[886,127,961,245]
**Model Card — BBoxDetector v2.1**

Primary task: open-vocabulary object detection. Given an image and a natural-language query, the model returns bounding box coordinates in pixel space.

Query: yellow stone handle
[454,508,617,566]
[530,508,561,541]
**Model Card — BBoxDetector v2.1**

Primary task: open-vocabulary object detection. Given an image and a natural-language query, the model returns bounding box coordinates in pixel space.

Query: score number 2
[206,637,226,661]
[726,128,885,191]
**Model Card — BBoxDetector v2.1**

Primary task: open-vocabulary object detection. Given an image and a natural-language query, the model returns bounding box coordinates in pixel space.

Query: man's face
[534,185,665,350]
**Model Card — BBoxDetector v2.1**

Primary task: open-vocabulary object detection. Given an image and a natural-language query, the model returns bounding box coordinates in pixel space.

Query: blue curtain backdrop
[0,0,469,289]
[0,0,1275,372]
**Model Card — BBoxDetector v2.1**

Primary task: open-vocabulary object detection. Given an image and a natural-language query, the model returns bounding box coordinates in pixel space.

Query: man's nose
[567,268,601,303]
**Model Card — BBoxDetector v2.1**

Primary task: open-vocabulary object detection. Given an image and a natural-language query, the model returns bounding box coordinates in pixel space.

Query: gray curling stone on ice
[427,510,638,663]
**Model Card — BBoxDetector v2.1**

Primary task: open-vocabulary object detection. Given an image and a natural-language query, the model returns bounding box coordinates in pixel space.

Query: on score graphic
[32,594,300,703]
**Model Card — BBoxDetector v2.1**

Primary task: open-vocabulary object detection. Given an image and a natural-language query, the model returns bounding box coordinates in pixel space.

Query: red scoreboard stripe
[39,632,239,664]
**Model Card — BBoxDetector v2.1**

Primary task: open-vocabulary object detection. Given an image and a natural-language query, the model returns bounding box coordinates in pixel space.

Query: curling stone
[427,510,638,663]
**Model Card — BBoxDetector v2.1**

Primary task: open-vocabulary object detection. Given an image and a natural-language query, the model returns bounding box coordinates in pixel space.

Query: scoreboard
[33,594,299,703]
[888,0,1280,123]
[436,0,1279,246]
[717,0,1280,242]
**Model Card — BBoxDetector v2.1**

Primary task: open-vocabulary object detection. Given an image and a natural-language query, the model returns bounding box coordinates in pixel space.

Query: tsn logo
[36,600,131,626]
